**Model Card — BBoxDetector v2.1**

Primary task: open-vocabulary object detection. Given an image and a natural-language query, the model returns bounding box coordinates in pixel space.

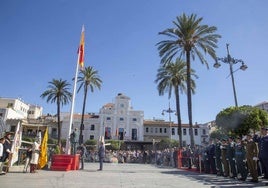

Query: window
[132,128,137,140]
[120,103,124,108]
[164,128,167,133]
[119,117,124,121]
[202,129,206,135]
[118,128,124,140]
[183,128,186,135]
[155,128,158,133]
[172,128,175,135]
[90,135,94,140]
[194,128,198,136]
[106,117,111,120]
[132,118,137,121]
[145,127,149,133]
[160,128,162,133]
[105,127,111,139]
[7,103,13,108]
[52,128,57,138]
[90,124,95,131]
[150,128,153,133]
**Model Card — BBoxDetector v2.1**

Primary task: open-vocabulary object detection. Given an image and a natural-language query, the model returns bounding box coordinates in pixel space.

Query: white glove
[253,157,258,161]
[220,146,223,149]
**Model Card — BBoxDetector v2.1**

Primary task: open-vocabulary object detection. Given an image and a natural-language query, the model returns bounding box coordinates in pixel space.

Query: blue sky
[1,0,267,124]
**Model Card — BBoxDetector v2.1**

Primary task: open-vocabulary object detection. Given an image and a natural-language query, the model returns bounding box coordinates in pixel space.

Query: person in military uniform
[208,139,217,174]
[258,127,268,179]
[246,134,259,183]
[234,137,247,181]
[70,128,79,155]
[221,139,229,177]
[226,137,237,178]
[215,138,223,176]
[203,143,210,173]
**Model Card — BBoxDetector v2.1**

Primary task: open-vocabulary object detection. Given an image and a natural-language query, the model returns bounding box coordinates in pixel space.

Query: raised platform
[50,154,80,171]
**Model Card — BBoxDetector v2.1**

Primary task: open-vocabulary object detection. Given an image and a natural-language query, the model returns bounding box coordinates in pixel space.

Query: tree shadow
[160,169,268,188]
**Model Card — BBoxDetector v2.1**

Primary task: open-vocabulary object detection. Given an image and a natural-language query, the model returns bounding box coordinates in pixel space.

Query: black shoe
[97,169,102,171]
[250,179,259,183]
[262,176,268,179]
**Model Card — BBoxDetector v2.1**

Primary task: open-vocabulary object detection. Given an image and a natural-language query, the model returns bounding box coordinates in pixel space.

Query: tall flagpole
[65,25,85,154]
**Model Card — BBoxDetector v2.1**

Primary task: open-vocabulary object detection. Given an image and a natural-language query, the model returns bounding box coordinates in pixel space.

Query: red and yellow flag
[38,127,48,169]
[78,25,85,69]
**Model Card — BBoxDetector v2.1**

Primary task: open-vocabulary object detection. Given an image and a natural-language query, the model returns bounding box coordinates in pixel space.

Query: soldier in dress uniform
[246,134,259,183]
[208,139,216,174]
[234,137,247,181]
[221,139,229,177]
[226,137,237,178]
[258,127,268,179]
[215,138,223,176]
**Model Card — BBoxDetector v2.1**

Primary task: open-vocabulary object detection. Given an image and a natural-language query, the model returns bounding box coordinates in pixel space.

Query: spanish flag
[39,127,48,169]
[78,25,85,69]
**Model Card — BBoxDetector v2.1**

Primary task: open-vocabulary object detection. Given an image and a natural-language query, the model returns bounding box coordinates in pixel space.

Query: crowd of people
[0,125,267,183]
[0,132,12,175]
[76,126,268,184]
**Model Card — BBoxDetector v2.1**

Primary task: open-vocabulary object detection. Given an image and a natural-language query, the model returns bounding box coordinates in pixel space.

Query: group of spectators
[84,148,179,167]
[0,132,12,175]
[77,126,268,184]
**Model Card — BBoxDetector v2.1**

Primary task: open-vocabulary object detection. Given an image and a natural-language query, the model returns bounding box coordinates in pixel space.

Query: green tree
[77,66,102,144]
[40,79,72,148]
[215,105,268,137]
[155,58,198,148]
[157,13,221,147]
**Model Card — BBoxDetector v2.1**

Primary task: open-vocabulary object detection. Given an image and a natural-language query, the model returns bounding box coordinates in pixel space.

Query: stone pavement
[1,163,268,188]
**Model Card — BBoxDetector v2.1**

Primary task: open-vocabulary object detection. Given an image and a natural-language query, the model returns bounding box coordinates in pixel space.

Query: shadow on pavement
[158,167,268,188]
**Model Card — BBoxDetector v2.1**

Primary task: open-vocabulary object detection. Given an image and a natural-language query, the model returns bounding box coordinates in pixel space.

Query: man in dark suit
[98,142,105,171]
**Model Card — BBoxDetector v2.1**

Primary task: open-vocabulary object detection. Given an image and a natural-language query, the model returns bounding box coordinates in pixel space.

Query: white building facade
[143,120,202,146]
[0,97,42,120]
[61,93,144,142]
[254,101,268,113]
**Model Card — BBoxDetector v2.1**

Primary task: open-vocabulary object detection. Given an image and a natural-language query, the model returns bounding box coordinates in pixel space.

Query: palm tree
[155,58,198,149]
[40,79,72,148]
[157,13,221,147]
[77,66,102,144]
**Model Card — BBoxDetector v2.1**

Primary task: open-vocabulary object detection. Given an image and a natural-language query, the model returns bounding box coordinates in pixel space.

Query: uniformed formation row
[191,127,268,183]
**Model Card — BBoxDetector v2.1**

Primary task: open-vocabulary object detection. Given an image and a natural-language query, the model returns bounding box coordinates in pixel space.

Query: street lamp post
[162,102,176,140]
[213,43,248,107]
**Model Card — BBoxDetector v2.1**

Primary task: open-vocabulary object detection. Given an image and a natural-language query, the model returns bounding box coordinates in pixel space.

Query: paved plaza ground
[1,163,268,188]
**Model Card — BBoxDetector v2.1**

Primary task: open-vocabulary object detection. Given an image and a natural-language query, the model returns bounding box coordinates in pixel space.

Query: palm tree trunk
[174,86,182,149]
[79,85,88,144]
[186,51,194,148]
[57,98,61,150]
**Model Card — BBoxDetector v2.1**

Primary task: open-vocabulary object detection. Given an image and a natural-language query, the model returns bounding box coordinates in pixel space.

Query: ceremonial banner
[10,121,22,166]
[39,127,48,168]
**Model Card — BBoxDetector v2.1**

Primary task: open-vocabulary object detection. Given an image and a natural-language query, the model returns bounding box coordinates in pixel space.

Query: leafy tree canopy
[215,105,268,137]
